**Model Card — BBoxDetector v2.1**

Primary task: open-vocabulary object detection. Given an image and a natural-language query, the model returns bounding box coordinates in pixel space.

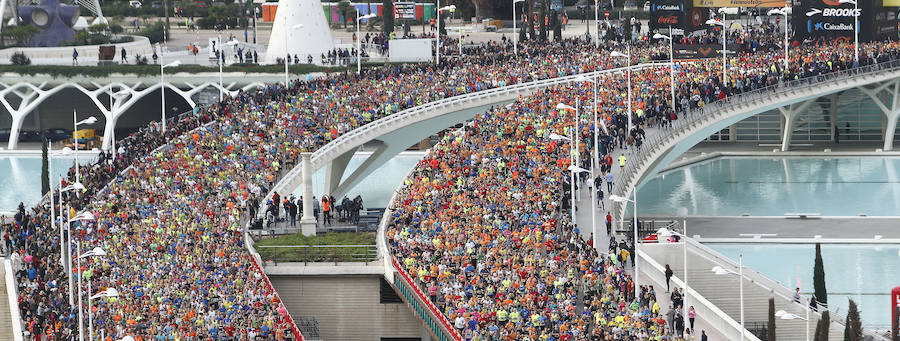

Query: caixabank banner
[795,0,896,42]
[649,0,685,35]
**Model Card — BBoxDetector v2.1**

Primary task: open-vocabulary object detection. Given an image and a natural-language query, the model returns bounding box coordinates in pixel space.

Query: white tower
[265,0,335,65]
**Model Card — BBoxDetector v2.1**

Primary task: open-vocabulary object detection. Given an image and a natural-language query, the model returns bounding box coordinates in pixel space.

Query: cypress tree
[41,132,49,196]
[893,306,899,341]
[527,1,535,40]
[843,314,851,341]
[519,23,526,42]
[552,9,561,40]
[813,243,828,305]
[814,310,831,341]
[847,299,863,341]
[382,0,394,35]
[768,297,776,341]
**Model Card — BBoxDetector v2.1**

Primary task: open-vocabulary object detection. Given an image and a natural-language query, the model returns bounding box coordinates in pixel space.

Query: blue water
[290,152,425,209]
[710,243,900,329]
[638,156,900,216]
[0,155,95,212]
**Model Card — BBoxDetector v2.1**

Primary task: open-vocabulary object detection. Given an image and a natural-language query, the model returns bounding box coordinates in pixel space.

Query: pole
[218,35,223,101]
[854,0,859,64]
[575,97,580,201]
[253,7,258,44]
[159,48,167,133]
[591,79,598,246]
[739,253,745,341]
[805,299,810,341]
[722,13,727,89]
[88,281,92,341]
[513,0,518,55]
[682,219,689,326]
[783,11,788,71]
[284,25,289,86]
[436,0,441,65]
[72,110,79,182]
[570,127,576,225]
[594,0,599,48]
[50,152,59,272]
[668,27,675,111]
[632,190,638,299]
[66,212,73,306]
[77,242,83,341]
[357,9,362,75]
[626,44,632,130]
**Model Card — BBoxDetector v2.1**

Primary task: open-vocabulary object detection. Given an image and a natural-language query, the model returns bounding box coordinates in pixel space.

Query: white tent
[264,0,335,65]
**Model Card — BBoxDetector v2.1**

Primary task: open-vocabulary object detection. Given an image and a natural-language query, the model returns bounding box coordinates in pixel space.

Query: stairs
[0,261,17,341]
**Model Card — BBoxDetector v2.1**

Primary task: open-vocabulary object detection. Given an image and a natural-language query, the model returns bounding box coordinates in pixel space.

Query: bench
[784,213,822,219]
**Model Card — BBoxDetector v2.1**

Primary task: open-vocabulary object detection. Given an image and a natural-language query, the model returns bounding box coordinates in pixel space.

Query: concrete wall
[270,275,423,341]
[0,35,153,63]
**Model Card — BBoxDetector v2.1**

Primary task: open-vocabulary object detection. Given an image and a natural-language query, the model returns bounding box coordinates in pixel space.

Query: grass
[254,232,377,263]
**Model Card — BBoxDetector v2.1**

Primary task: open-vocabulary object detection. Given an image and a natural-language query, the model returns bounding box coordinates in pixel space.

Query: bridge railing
[391,257,462,341]
[612,59,900,221]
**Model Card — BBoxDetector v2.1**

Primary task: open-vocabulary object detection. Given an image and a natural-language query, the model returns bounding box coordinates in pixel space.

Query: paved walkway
[639,273,732,341]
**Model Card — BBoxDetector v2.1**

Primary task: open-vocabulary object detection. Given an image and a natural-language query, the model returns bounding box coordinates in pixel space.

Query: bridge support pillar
[885,112,899,151]
[780,109,795,152]
[323,149,355,197]
[299,152,317,236]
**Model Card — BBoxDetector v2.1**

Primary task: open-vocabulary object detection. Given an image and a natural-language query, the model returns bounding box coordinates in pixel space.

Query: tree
[768,298,776,341]
[552,9,561,40]
[2,25,39,46]
[338,1,351,29]
[814,310,830,341]
[41,132,49,196]
[813,243,828,306]
[847,299,863,341]
[526,0,535,40]
[843,314,851,341]
[382,0,394,35]
[519,24,526,42]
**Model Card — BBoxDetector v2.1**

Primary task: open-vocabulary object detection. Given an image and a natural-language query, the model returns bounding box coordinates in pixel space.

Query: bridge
[0,72,296,150]
[611,60,900,228]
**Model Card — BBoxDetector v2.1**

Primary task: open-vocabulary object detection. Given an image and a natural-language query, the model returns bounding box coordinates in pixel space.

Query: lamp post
[653,31,676,112]
[282,23,304,86]
[159,58,181,134]
[611,47,632,129]
[513,0,525,55]
[435,4,456,64]
[839,0,859,64]
[57,178,83,306]
[88,287,119,341]
[69,215,98,341]
[767,7,791,72]
[357,12,377,75]
[223,39,239,100]
[610,193,638,298]
[657,225,690,324]
[775,309,810,341]
[712,254,745,341]
[594,0,599,48]
[576,76,601,246]
[705,17,727,88]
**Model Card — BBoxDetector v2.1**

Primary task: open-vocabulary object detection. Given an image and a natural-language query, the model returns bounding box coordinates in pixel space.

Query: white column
[884,112,899,151]
[299,152,316,236]
[780,108,795,152]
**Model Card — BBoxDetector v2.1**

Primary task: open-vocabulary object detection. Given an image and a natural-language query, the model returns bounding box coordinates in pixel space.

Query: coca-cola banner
[650,0,685,35]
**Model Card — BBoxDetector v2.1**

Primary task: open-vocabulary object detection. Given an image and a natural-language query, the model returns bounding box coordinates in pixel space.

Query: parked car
[0,128,10,142]
[44,128,71,142]
[129,0,142,8]
[18,130,40,142]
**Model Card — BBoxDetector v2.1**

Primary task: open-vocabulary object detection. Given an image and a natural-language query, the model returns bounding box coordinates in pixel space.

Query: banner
[693,0,787,7]
[650,0,685,34]
[394,2,416,20]
[683,4,711,35]
[885,0,900,5]
[671,43,743,59]
[794,0,862,42]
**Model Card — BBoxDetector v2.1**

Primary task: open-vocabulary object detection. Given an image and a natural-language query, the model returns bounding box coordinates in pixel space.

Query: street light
[513,0,526,55]
[775,309,810,341]
[88,287,119,341]
[839,0,859,64]
[712,254,745,341]
[767,7,791,72]
[223,39,240,101]
[705,18,728,88]
[435,4,456,64]
[657,226,690,324]
[72,114,97,183]
[610,194,638,298]
[159,58,181,133]
[55,162,82,306]
[282,23,304,87]
[357,12,377,75]
[70,224,100,341]
[611,48,633,129]
[557,102,580,226]
[653,31,676,112]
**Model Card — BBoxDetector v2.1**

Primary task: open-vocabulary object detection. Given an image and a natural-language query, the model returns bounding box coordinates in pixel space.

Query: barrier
[391,258,462,341]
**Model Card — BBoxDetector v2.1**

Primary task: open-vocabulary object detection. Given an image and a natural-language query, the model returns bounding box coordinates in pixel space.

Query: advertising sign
[650,0,685,34]
[794,0,861,42]
[394,2,416,20]
[693,0,786,7]
[683,5,711,35]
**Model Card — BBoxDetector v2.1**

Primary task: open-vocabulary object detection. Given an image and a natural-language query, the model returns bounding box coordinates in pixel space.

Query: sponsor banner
[672,43,743,59]
[796,0,895,42]
[650,0,685,33]
[692,0,786,8]
[683,5,711,35]
[885,0,900,5]
[394,2,416,20]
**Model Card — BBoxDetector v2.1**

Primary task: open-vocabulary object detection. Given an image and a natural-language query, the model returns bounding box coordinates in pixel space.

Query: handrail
[391,257,462,341]
[3,258,23,341]
[612,59,900,221]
